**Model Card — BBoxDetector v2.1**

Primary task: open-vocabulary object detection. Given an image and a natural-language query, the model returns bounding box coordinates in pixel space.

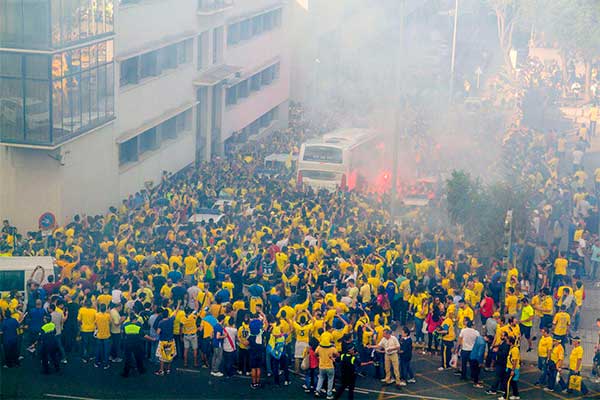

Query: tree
[530,0,600,98]
[487,0,522,78]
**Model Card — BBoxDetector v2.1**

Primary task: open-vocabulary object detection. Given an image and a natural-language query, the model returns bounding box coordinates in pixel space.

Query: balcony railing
[197,0,233,15]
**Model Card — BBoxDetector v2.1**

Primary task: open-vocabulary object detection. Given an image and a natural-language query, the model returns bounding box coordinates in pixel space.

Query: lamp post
[449,0,459,103]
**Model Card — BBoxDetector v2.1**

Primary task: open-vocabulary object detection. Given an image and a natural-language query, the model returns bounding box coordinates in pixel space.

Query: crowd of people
[0,88,598,400]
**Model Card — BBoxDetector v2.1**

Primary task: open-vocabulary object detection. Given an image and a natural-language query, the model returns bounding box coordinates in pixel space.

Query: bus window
[302,146,343,164]
[0,270,25,292]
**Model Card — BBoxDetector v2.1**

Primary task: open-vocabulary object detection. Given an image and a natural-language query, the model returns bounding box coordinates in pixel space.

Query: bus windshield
[302,146,343,164]
[300,170,337,180]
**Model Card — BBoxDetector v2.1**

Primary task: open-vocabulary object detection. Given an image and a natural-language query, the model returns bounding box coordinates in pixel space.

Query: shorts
[295,341,308,359]
[156,340,177,362]
[519,324,531,339]
[183,334,198,350]
[250,352,262,369]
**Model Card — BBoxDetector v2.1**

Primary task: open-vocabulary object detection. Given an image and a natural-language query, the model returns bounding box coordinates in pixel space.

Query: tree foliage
[486,0,522,77]
[445,170,530,258]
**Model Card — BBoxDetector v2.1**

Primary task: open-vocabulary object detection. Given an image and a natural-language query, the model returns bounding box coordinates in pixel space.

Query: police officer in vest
[121,312,147,378]
[335,344,370,400]
[40,314,61,374]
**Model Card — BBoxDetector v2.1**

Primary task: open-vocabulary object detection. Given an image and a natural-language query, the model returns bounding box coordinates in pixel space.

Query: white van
[0,256,56,300]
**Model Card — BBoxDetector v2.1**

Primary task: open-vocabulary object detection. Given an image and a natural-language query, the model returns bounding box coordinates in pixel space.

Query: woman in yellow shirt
[95,304,111,369]
[506,336,520,398]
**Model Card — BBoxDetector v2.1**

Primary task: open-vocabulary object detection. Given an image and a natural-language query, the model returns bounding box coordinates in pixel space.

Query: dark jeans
[334,375,356,400]
[441,340,453,368]
[536,357,547,385]
[547,362,566,391]
[122,339,146,376]
[460,350,471,379]
[305,368,317,389]
[110,333,121,359]
[490,363,507,391]
[96,338,110,367]
[41,342,60,373]
[427,332,439,352]
[223,350,236,377]
[470,359,480,383]
[3,340,19,367]
[507,368,519,396]
[485,342,495,368]
[270,354,290,384]
[80,332,94,359]
[238,348,250,374]
[400,358,414,380]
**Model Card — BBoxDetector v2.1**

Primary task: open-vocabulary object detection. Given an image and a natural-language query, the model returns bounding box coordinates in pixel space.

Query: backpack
[268,339,285,360]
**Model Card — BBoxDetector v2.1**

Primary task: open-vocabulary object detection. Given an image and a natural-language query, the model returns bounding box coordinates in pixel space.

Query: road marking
[349,386,453,400]
[45,395,100,400]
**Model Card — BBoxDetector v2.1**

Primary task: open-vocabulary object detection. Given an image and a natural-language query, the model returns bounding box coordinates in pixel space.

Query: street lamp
[449,0,459,103]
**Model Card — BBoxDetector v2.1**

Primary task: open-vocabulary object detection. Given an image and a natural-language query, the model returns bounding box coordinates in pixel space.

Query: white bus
[0,257,55,304]
[297,128,383,191]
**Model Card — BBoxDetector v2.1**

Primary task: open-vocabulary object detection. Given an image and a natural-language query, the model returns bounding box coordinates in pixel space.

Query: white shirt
[187,286,200,309]
[378,335,400,355]
[111,289,122,305]
[223,326,238,352]
[459,327,480,351]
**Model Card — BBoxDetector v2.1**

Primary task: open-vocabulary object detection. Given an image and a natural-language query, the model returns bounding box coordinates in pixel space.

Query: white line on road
[45,394,101,400]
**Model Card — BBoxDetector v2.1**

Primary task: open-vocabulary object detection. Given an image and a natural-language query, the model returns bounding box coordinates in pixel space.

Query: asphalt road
[2,347,599,400]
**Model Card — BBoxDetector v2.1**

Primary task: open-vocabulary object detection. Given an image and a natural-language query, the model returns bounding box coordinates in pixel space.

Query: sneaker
[543,388,554,392]
[453,371,462,376]
[314,392,322,398]
[154,370,164,376]
[237,370,243,375]
[407,378,416,384]
[213,371,224,377]
[437,367,445,371]
[250,384,258,390]
[18,356,24,361]
[245,372,250,376]
[509,396,520,400]
[380,378,388,382]
[485,389,497,395]
[398,381,407,386]
[94,363,100,368]
[326,396,334,400]
[103,365,110,370]
[304,389,311,393]
[82,358,88,363]
[267,372,272,377]
[473,383,484,388]
[113,357,123,363]
[302,384,309,390]
[61,359,68,364]
[26,346,36,353]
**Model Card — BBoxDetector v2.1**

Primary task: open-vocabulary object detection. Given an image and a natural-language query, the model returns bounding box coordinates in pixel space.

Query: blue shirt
[1,317,18,343]
[29,307,46,332]
[157,316,175,341]
[212,324,224,348]
[470,336,486,363]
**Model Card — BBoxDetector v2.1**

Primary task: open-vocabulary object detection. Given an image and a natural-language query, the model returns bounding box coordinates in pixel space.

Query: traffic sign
[38,212,56,230]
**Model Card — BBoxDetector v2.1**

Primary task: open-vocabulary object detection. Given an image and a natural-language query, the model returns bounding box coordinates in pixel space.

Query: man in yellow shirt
[567,337,588,394]
[77,299,96,361]
[545,338,566,392]
[534,326,553,385]
[553,254,568,288]
[437,315,455,370]
[552,305,571,346]
[95,303,111,369]
[456,299,473,330]
[506,336,521,399]
[181,308,199,368]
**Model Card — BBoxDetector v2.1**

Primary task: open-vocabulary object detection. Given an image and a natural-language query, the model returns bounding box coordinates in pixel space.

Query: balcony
[197,0,233,16]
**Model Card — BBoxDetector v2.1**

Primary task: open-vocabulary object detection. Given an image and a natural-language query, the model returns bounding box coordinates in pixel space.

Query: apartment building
[0,0,290,230]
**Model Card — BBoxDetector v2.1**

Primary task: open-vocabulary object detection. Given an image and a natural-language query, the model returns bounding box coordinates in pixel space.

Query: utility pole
[390,0,406,219]
[449,0,459,103]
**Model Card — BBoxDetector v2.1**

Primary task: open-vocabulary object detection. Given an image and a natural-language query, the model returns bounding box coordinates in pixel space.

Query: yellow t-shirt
[554,258,568,275]
[78,307,97,333]
[569,346,583,371]
[95,312,111,339]
[181,313,198,335]
[293,322,313,343]
[505,295,518,314]
[507,346,520,370]
[315,346,337,369]
[184,256,198,276]
[553,312,571,336]
[537,336,553,358]
[441,317,455,341]
[550,345,564,365]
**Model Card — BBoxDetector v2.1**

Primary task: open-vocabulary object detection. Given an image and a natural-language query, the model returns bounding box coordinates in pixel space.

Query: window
[140,51,159,78]
[177,39,192,65]
[139,127,158,153]
[302,146,343,163]
[227,23,239,46]
[300,170,337,181]
[226,86,237,106]
[0,39,114,146]
[176,109,191,132]
[198,31,208,69]
[237,81,248,99]
[226,8,282,47]
[120,57,138,87]
[261,66,274,86]
[212,26,223,64]
[119,136,138,165]
[161,116,177,140]
[240,20,251,41]
[0,270,25,292]
[250,73,261,91]
[160,44,177,71]
[252,15,263,36]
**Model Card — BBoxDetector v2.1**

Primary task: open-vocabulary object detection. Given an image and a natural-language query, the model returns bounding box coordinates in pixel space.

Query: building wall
[1,0,291,232]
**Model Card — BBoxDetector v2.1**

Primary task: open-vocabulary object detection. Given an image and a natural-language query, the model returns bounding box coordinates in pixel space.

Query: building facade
[0,0,290,230]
